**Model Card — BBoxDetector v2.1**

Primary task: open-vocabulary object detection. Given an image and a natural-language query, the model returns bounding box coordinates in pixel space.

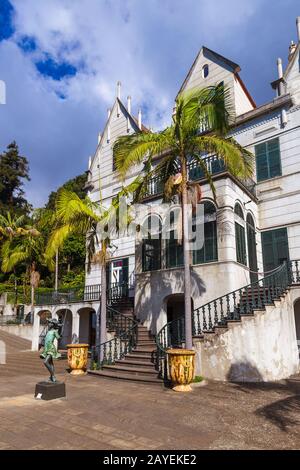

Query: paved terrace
[0,368,300,449]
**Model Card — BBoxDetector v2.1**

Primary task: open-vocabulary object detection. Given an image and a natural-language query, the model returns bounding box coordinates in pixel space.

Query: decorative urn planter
[167,348,196,392]
[67,343,89,376]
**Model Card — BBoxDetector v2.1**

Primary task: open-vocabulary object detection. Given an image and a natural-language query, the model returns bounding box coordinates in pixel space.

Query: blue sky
[0,0,299,207]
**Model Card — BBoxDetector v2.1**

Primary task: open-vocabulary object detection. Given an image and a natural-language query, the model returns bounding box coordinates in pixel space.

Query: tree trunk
[181,154,193,350]
[55,250,59,291]
[99,262,107,362]
[30,285,35,325]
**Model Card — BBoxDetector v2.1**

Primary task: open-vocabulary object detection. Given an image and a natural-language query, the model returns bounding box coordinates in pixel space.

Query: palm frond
[192,135,254,179]
[56,189,99,224]
[177,83,234,138]
[113,128,173,179]
[45,224,74,262]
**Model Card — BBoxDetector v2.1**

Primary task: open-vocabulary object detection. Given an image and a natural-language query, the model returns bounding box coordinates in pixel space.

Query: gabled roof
[117,98,149,133]
[283,41,300,80]
[90,97,148,170]
[177,46,241,96]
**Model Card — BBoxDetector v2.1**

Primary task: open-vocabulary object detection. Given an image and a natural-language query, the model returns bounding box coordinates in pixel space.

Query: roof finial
[117,81,121,100]
[127,95,131,114]
[138,109,142,130]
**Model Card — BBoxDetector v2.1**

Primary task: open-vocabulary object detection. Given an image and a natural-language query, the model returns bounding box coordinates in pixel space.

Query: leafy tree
[45,173,87,283]
[46,173,87,211]
[46,182,138,359]
[0,141,31,216]
[113,84,254,349]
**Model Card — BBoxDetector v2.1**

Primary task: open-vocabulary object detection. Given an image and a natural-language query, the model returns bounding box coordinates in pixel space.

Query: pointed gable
[284,43,300,104]
[177,46,255,117]
[90,97,143,176]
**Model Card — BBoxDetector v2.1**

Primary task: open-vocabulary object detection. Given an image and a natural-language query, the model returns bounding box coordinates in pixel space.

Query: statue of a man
[40,318,63,383]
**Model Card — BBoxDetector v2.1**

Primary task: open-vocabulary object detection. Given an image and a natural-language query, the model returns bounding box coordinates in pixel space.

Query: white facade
[86,23,300,344]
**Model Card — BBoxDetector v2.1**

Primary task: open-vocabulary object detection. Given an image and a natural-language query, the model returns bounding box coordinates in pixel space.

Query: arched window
[234,203,247,265]
[246,213,258,282]
[165,209,183,268]
[193,201,218,264]
[142,214,162,272]
[202,64,209,78]
[234,202,244,220]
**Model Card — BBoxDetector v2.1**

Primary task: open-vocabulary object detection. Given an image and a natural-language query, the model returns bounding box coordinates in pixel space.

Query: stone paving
[0,369,300,450]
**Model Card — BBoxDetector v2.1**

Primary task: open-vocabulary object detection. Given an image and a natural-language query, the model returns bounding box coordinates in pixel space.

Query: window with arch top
[142,214,162,272]
[234,203,247,265]
[193,201,218,264]
[165,209,184,268]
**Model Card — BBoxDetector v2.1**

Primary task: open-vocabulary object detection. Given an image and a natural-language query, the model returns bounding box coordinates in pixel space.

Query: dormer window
[202,64,209,78]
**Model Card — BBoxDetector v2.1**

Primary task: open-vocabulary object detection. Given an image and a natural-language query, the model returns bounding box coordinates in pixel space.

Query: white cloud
[1,0,272,206]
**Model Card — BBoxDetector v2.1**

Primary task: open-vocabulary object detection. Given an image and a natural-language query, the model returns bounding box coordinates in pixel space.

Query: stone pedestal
[35,381,66,400]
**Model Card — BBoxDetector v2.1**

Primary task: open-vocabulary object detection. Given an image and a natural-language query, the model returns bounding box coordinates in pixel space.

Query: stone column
[72,311,80,342]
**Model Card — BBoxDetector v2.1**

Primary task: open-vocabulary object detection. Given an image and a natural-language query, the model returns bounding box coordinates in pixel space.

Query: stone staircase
[0,329,68,378]
[89,324,162,384]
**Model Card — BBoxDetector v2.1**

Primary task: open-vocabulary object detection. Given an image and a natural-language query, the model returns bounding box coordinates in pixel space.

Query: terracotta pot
[167,348,196,392]
[67,343,89,376]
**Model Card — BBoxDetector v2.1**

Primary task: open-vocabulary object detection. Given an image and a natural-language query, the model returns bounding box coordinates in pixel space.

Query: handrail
[155,262,291,377]
[90,305,138,369]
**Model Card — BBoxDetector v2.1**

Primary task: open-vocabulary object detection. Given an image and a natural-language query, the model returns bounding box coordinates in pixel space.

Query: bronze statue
[40,318,63,383]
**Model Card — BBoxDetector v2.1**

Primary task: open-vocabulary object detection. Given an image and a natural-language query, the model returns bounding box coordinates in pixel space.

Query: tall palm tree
[1,214,43,317]
[113,84,254,349]
[46,183,138,359]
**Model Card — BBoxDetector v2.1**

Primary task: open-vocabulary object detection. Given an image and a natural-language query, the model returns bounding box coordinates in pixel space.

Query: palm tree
[113,84,254,349]
[46,183,137,359]
[1,214,43,318]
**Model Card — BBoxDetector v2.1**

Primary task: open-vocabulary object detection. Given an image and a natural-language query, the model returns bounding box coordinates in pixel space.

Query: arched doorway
[56,309,73,349]
[294,299,300,355]
[166,294,193,347]
[78,308,96,347]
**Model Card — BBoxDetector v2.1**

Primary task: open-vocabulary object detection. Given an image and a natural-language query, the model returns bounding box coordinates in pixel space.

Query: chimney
[98,132,101,145]
[127,95,131,114]
[297,17,300,42]
[277,58,283,79]
[138,109,142,130]
[288,41,297,61]
[117,81,121,99]
[88,156,92,169]
[107,108,111,119]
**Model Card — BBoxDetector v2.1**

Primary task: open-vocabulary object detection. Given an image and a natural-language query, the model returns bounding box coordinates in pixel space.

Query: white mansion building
[30,18,300,384]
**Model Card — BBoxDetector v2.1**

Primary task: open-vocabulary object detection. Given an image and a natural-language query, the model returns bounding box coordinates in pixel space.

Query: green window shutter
[193,220,218,265]
[261,228,289,272]
[255,138,281,182]
[166,231,183,269]
[268,138,281,178]
[235,222,247,266]
[142,239,161,272]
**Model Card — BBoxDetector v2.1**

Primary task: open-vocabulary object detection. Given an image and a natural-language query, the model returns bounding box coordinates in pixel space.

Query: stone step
[136,340,156,346]
[114,359,156,368]
[134,344,156,350]
[103,364,158,375]
[88,369,163,384]
[125,353,155,361]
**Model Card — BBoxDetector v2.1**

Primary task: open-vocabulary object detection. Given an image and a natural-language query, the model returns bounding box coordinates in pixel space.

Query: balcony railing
[35,281,130,306]
[35,285,101,306]
[143,155,256,198]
